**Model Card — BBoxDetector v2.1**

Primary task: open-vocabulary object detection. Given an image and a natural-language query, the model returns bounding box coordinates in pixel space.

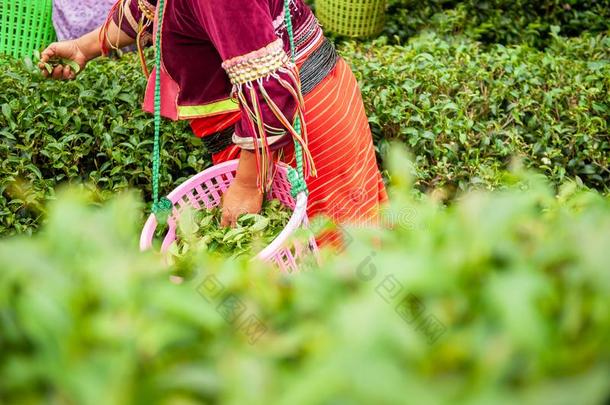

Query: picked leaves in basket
[168,199,292,266]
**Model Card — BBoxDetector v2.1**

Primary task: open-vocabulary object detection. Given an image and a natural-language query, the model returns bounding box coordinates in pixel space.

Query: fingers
[62,65,73,80]
[51,65,64,80]
[220,208,239,228]
[221,204,251,228]
[220,182,264,228]
[45,65,75,81]
[40,43,57,64]
[220,211,232,228]
[38,44,55,76]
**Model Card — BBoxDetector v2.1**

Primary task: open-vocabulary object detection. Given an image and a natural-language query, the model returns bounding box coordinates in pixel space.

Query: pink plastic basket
[140,160,318,272]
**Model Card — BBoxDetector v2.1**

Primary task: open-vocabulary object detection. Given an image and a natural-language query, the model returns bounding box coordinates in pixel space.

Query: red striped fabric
[291,58,387,245]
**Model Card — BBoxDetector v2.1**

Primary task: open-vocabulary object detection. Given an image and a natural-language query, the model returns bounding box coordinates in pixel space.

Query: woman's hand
[39,22,139,80]
[38,40,89,80]
[221,178,263,227]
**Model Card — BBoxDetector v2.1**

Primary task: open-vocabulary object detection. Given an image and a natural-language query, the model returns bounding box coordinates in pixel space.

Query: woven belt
[203,38,338,154]
[201,125,235,154]
[300,38,338,95]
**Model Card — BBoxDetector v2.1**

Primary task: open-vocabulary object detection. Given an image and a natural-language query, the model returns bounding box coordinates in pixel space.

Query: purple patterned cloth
[52,0,116,40]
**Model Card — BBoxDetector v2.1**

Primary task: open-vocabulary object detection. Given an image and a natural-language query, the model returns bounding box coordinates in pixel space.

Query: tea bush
[384,0,610,48]
[1,18,608,236]
[1,151,609,404]
[0,53,202,236]
[341,33,610,194]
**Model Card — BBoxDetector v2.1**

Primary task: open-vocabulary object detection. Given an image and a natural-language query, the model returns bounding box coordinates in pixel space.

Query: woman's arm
[194,1,315,226]
[81,22,138,59]
[220,150,264,227]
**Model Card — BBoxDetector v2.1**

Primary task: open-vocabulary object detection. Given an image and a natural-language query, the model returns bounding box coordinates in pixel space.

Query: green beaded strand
[284,0,309,198]
[151,0,172,223]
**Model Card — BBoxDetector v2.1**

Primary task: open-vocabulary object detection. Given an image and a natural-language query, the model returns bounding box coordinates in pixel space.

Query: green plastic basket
[0,0,56,58]
[316,0,386,38]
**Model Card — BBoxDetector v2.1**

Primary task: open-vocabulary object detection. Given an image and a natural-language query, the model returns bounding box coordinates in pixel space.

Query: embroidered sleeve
[103,1,154,50]
[195,0,315,192]
[102,0,156,74]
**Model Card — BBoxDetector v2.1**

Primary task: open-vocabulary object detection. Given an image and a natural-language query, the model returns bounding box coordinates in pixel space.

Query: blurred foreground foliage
[1,150,609,404]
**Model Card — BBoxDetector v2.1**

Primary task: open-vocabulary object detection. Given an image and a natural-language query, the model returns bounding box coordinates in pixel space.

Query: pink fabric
[52,0,116,40]
[143,64,181,121]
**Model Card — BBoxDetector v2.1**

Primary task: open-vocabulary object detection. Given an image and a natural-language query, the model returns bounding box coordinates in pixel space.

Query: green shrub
[2,30,609,236]
[384,0,610,48]
[1,151,609,404]
[341,33,610,195]
[0,53,204,236]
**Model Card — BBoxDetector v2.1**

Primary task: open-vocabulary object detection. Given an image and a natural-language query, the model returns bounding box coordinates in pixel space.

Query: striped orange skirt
[193,58,387,241]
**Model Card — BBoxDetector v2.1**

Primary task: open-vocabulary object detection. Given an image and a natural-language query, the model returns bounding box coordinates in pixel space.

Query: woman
[40,0,387,240]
